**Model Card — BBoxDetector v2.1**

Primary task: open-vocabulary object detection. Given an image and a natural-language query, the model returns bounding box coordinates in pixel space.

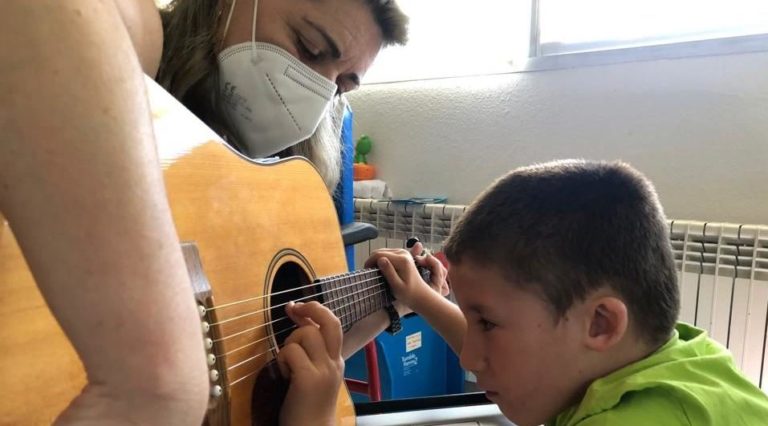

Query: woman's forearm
[1,1,208,423]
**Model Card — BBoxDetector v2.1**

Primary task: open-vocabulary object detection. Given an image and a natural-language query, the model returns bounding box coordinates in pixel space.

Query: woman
[156,0,419,361]
[154,0,438,363]
[1,0,414,424]
[157,0,408,191]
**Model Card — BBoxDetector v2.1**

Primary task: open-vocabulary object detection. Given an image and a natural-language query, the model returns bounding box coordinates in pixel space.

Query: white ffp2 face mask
[217,0,338,158]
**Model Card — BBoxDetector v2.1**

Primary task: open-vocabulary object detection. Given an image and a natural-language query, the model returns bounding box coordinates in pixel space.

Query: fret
[316,268,393,333]
[341,274,353,328]
[354,272,362,319]
[363,270,372,318]
[322,278,335,315]
[379,270,387,309]
[371,271,378,311]
[350,274,361,326]
[357,273,366,323]
[331,275,340,322]
[364,270,379,314]
[333,276,342,319]
[374,271,382,312]
[332,275,342,330]
[378,271,388,308]
[369,270,379,313]
[336,274,347,331]
[363,272,371,320]
[330,274,340,325]
[370,270,384,311]
[343,274,354,331]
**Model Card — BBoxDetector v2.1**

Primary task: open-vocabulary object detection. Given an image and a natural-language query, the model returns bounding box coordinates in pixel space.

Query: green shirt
[550,323,768,425]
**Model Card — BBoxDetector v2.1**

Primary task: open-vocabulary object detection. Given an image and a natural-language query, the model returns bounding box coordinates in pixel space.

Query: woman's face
[221,0,383,94]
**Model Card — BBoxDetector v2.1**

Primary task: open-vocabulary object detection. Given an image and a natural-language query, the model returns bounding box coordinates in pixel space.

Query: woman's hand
[278,301,344,426]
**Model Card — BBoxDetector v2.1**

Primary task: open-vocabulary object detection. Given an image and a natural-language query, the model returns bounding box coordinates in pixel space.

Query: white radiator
[353,199,768,392]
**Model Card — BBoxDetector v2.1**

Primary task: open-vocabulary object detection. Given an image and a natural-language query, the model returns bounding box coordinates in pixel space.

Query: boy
[368,159,768,425]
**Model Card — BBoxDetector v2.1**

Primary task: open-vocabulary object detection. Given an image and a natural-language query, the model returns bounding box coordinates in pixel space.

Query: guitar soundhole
[268,261,318,347]
[251,360,289,426]
[250,261,319,426]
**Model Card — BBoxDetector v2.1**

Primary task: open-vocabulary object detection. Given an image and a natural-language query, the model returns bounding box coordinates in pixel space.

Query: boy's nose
[459,337,486,373]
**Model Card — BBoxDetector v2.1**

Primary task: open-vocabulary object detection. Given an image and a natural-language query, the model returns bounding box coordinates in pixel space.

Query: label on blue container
[406,331,422,352]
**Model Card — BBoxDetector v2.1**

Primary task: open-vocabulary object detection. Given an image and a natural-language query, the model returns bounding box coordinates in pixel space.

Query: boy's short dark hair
[444,159,679,346]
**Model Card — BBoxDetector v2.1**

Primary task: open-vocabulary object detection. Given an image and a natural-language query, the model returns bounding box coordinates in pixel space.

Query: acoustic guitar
[0,78,395,425]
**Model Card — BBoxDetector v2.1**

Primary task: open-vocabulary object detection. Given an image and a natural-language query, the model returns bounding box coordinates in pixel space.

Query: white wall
[348,52,768,224]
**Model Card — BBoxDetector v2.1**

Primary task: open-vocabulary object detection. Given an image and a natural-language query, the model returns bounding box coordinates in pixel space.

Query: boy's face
[450,260,588,426]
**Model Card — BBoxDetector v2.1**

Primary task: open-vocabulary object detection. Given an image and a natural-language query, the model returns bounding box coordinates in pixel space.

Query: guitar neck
[317,269,390,332]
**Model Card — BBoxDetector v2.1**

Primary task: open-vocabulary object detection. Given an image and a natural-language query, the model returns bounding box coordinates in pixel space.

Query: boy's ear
[583,296,628,352]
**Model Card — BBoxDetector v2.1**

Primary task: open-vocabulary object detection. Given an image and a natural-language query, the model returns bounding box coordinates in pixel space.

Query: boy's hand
[408,240,450,298]
[277,301,344,426]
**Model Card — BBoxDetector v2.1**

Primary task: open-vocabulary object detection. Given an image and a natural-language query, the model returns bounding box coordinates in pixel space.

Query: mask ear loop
[220,0,259,63]
[250,0,260,63]
[221,0,238,45]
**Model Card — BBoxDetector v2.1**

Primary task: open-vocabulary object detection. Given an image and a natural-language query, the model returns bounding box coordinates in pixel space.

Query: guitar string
[225,304,380,386]
[221,295,387,387]
[200,270,394,386]
[205,268,382,312]
[213,284,388,354]
[210,277,388,342]
[209,274,385,326]
[221,293,384,369]
[214,287,389,359]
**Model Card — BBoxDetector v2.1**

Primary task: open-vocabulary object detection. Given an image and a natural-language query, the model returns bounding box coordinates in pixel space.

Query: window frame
[523,0,768,73]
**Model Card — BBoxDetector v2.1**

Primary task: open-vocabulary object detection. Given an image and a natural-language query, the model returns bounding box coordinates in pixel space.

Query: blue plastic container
[345,314,464,402]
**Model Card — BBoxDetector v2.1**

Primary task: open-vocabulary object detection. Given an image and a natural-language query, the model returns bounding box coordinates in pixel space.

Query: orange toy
[353,163,376,180]
[353,134,376,180]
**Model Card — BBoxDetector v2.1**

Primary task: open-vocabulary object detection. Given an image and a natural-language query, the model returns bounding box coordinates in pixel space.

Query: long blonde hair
[156,0,408,189]
[285,96,349,191]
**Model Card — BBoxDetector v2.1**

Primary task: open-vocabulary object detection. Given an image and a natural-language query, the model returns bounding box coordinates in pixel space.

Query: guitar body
[0,79,355,425]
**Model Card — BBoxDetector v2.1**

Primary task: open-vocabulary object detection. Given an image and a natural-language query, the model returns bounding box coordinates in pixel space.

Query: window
[362,0,531,83]
[536,0,768,56]
[366,0,768,83]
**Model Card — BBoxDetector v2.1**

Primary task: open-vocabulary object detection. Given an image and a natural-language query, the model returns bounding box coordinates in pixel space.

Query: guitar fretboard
[317,269,390,332]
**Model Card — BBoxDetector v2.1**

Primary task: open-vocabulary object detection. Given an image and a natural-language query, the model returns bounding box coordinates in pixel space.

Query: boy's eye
[479,318,496,331]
